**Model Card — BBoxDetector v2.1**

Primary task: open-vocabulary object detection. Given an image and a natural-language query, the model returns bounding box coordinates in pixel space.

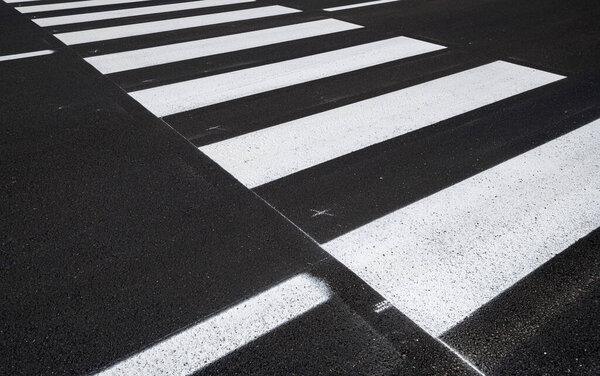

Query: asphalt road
[1,0,599,374]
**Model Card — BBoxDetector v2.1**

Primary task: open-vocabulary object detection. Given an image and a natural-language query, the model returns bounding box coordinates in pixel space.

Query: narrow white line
[437,339,487,376]
[33,0,254,27]
[130,36,444,116]
[86,19,362,74]
[94,273,330,376]
[198,61,562,188]
[325,0,401,11]
[54,5,300,45]
[322,119,600,337]
[0,49,54,61]
[15,0,152,13]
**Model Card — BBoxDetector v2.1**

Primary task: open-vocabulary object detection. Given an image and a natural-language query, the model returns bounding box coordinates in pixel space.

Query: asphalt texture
[1,0,599,375]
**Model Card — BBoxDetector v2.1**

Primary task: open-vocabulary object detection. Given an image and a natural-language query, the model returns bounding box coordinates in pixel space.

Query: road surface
[1,0,599,374]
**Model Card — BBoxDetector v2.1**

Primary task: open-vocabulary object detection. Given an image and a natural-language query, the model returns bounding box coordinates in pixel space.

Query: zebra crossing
[11,0,153,11]
[130,36,445,116]
[53,6,300,44]
[30,0,255,26]
[198,61,561,188]
[323,119,600,336]
[324,0,402,12]
[84,19,362,73]
[10,0,600,372]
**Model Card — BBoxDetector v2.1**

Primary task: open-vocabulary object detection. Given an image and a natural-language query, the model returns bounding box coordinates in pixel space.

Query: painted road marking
[199,61,563,188]
[129,36,444,116]
[86,19,362,74]
[95,273,330,375]
[33,0,255,27]
[323,119,600,337]
[5,0,44,3]
[15,0,152,13]
[54,5,300,45]
[325,0,401,11]
[0,49,54,61]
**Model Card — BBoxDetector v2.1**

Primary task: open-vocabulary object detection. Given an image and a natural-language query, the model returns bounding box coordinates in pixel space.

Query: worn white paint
[199,61,562,188]
[0,49,54,61]
[54,5,300,45]
[323,119,600,337]
[86,19,361,74]
[95,273,330,375]
[15,0,152,13]
[130,36,445,116]
[325,0,401,11]
[33,0,255,27]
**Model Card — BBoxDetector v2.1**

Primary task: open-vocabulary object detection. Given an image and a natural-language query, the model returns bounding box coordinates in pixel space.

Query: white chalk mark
[33,0,254,27]
[199,61,563,188]
[311,209,334,217]
[95,273,330,376]
[373,301,392,313]
[54,5,300,45]
[130,36,444,116]
[325,0,401,11]
[0,49,54,61]
[15,0,152,13]
[85,19,361,74]
[323,119,600,337]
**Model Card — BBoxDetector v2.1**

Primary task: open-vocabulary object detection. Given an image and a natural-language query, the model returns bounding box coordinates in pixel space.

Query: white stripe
[95,273,330,376]
[4,0,43,3]
[86,19,362,74]
[439,339,487,376]
[325,0,401,11]
[323,119,600,337]
[130,36,445,116]
[54,5,300,45]
[33,0,254,27]
[199,61,563,188]
[15,0,152,13]
[0,49,54,61]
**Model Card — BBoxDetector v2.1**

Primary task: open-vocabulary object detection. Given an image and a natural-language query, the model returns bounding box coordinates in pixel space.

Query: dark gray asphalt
[1,0,599,374]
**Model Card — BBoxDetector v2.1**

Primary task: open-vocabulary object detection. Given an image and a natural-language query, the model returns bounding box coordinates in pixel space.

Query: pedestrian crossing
[130,36,444,116]
[85,19,361,74]
[96,273,331,375]
[323,118,600,336]
[10,0,600,372]
[31,0,255,27]
[54,5,300,44]
[325,0,402,12]
[13,0,153,12]
[199,61,561,188]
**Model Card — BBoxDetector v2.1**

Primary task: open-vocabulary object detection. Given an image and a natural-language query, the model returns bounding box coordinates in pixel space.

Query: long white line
[54,5,300,45]
[5,0,43,3]
[95,273,330,376]
[325,0,401,11]
[0,49,54,61]
[198,61,563,188]
[130,36,445,116]
[438,339,487,376]
[86,19,362,74]
[33,0,254,27]
[323,119,600,337]
[15,0,152,13]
